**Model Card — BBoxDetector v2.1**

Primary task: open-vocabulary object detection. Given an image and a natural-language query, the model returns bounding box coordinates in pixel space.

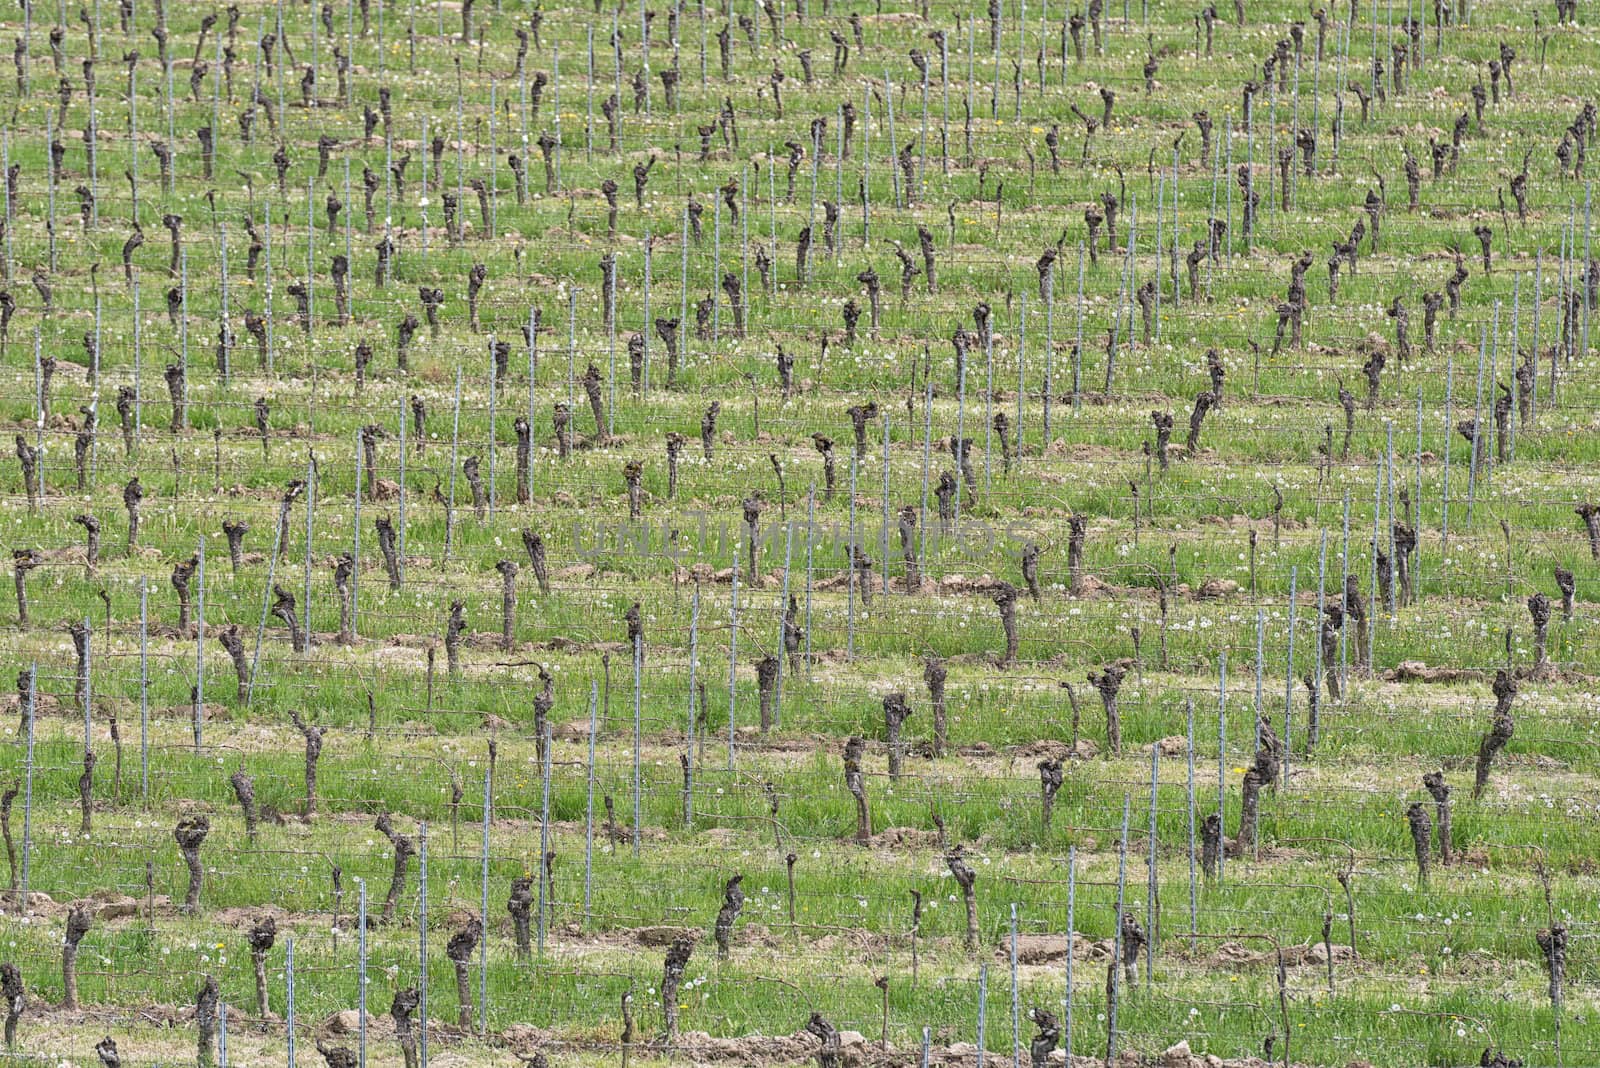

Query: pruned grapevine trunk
[392,988,420,1068]
[783,596,804,674]
[714,874,744,959]
[843,736,870,843]
[77,748,95,836]
[935,471,957,530]
[195,974,219,1068]
[924,657,948,757]
[993,582,1020,667]
[316,1040,357,1068]
[175,815,210,912]
[508,876,534,958]
[62,904,92,1009]
[1231,767,1263,857]
[1186,390,1216,453]
[272,585,304,652]
[1151,410,1174,472]
[951,435,977,505]
[1528,592,1551,674]
[70,621,90,711]
[230,767,258,844]
[660,935,694,1043]
[665,433,685,499]
[806,1012,842,1068]
[1,786,16,894]
[1406,802,1432,888]
[444,599,465,676]
[741,494,763,579]
[222,519,248,577]
[1393,525,1416,605]
[496,560,519,650]
[376,813,415,923]
[1120,912,1147,986]
[945,846,978,951]
[1555,566,1576,622]
[1028,1008,1059,1068]
[1021,542,1042,602]
[355,422,379,498]
[882,693,912,780]
[446,917,482,1027]
[1344,575,1369,673]
[248,916,275,1019]
[288,710,324,818]
[1038,758,1063,831]
[850,547,874,607]
[917,226,938,293]
[1363,352,1386,410]
[1089,663,1126,754]
[116,388,135,458]
[581,364,606,437]
[333,553,354,644]
[655,318,680,388]
[522,529,550,593]
[701,401,720,460]
[513,417,532,504]
[1201,813,1221,880]
[74,514,100,574]
[1537,923,1568,1020]
[533,666,554,771]
[172,555,197,634]
[1134,279,1156,342]
[274,482,306,567]
[410,395,427,451]
[755,655,778,733]
[463,455,486,520]
[1458,419,1485,477]
[898,506,920,590]
[10,551,36,626]
[846,402,878,459]
[375,515,402,590]
[1320,606,1343,700]
[1423,771,1453,865]
[466,264,487,333]
[1473,670,1516,799]
[1,962,21,1048]
[164,362,186,430]
[813,435,836,500]
[1068,514,1088,595]
[124,477,143,553]
[623,603,644,663]
[1254,714,1283,789]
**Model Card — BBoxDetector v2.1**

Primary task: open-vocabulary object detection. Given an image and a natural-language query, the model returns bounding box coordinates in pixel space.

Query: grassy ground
[0,0,1599,1063]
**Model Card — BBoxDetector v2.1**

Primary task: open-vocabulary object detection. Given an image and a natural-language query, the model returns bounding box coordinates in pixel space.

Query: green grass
[0,0,1599,1063]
